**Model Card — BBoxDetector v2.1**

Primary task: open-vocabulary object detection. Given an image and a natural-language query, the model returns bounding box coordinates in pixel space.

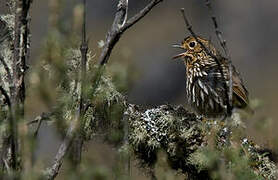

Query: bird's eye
[189,41,196,48]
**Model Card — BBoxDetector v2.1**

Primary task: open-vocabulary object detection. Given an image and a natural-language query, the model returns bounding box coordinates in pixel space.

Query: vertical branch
[70,0,88,165]
[80,0,88,116]
[205,0,233,115]
[10,0,32,170]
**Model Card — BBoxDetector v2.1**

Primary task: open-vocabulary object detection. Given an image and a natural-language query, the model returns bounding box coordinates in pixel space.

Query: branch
[127,104,278,179]
[45,114,79,180]
[205,0,233,115]
[121,0,163,31]
[80,0,88,127]
[44,0,163,178]
[99,0,163,65]
[70,0,89,165]
[180,8,232,116]
[26,112,53,126]
[205,0,229,57]
[27,112,54,137]
[9,0,33,170]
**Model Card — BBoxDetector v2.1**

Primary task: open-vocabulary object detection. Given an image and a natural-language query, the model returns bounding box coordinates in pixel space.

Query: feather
[232,67,249,108]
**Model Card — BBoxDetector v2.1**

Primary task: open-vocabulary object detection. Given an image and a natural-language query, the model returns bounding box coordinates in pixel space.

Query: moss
[87,73,126,144]
[128,105,204,176]
[241,138,278,179]
[127,104,278,179]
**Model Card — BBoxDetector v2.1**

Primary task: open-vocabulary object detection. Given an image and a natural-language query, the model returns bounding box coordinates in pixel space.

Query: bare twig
[205,0,229,56]
[27,112,53,126]
[33,118,43,137]
[70,0,88,165]
[121,0,162,31]
[205,0,233,115]
[180,8,232,116]
[80,0,88,132]
[45,114,79,180]
[99,0,163,65]
[29,112,54,137]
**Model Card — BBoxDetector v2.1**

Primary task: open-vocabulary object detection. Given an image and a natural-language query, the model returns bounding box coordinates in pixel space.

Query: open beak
[172,44,187,59]
[172,52,187,59]
[172,44,184,49]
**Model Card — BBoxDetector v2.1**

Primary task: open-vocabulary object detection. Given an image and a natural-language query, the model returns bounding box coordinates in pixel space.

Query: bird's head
[172,36,216,61]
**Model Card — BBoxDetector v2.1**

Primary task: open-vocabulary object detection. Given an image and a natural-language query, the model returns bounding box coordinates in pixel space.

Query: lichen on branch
[124,103,278,179]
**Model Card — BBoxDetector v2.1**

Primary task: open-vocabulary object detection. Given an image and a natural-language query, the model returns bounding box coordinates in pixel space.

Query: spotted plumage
[173,36,249,118]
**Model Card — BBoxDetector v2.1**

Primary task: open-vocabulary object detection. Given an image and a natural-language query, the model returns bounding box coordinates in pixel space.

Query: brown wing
[232,67,249,108]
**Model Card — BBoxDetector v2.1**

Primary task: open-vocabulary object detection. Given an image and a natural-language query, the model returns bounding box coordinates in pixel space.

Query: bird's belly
[186,77,227,118]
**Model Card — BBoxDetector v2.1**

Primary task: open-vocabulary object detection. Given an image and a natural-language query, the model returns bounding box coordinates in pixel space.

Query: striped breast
[185,55,228,117]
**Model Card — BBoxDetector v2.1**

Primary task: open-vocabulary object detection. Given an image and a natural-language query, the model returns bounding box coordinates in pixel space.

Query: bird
[172,36,249,118]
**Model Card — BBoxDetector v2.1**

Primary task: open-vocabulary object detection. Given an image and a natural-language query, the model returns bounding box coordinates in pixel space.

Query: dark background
[1,0,278,179]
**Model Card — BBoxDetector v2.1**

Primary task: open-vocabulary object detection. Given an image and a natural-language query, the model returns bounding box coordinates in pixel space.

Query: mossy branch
[126,103,277,179]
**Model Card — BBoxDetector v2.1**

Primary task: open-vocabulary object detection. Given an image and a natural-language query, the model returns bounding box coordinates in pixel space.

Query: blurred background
[1,0,278,179]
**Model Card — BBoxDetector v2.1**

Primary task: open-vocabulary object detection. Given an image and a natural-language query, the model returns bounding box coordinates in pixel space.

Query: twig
[33,117,43,137]
[80,0,88,131]
[45,113,79,180]
[29,112,54,137]
[205,0,233,115]
[180,8,232,116]
[27,112,53,126]
[205,0,229,56]
[121,0,162,31]
[70,0,88,165]
[99,0,163,65]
